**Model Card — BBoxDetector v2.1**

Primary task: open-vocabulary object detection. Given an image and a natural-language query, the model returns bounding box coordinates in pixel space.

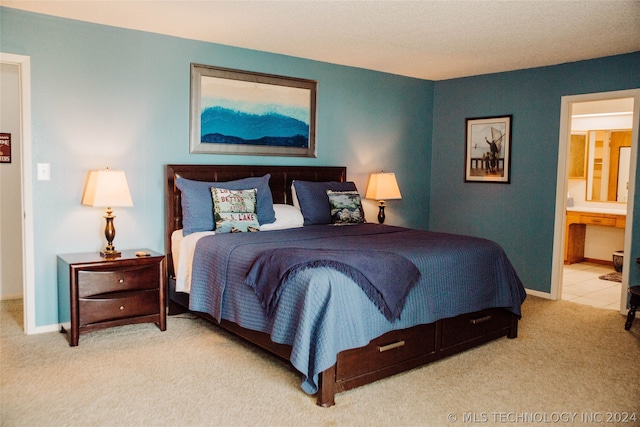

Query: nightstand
[57,249,166,346]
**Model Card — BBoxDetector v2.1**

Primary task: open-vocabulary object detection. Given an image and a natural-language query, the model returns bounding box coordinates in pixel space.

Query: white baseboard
[30,324,63,335]
[525,288,553,299]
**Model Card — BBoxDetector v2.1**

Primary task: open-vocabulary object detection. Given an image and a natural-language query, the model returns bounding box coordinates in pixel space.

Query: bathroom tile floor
[562,262,622,310]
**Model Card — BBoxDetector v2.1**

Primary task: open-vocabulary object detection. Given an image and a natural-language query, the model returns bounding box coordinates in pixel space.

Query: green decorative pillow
[326,190,365,224]
[211,187,260,233]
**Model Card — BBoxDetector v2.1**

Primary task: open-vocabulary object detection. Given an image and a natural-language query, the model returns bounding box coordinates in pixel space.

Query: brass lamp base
[101,208,121,258]
[100,249,121,258]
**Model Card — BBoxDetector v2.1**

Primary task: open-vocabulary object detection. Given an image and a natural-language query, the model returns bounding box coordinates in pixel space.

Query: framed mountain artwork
[190,64,317,157]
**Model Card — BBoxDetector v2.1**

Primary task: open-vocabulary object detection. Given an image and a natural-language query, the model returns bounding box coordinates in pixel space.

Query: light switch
[37,163,50,181]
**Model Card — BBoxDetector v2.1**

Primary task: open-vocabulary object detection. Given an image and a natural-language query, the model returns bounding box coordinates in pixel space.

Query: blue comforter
[188,224,526,394]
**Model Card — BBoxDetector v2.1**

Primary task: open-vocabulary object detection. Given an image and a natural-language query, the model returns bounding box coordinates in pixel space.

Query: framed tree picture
[190,64,317,157]
[465,115,512,183]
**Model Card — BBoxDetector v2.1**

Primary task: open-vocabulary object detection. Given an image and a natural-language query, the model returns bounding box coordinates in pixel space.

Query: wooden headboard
[165,164,347,275]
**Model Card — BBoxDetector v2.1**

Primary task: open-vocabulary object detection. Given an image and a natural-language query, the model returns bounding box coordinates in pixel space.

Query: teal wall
[1,7,639,328]
[430,53,640,292]
[1,8,433,327]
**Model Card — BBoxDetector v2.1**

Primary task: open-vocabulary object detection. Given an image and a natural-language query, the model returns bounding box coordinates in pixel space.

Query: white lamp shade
[82,169,133,208]
[365,172,402,201]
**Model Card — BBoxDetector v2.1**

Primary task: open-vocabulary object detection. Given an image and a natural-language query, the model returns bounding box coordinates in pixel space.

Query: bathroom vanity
[565,208,626,264]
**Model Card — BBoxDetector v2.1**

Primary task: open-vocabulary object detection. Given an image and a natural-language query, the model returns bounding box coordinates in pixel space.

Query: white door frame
[551,89,640,313]
[0,53,34,334]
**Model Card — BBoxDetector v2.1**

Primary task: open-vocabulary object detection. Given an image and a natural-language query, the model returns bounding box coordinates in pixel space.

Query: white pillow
[291,181,300,209]
[260,204,304,231]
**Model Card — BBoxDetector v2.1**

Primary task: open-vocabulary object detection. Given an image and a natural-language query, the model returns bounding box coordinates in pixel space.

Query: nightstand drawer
[78,264,159,297]
[79,289,159,325]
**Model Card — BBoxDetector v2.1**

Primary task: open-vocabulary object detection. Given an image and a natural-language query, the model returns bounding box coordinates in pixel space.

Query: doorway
[551,89,639,314]
[0,53,34,334]
[1,63,23,300]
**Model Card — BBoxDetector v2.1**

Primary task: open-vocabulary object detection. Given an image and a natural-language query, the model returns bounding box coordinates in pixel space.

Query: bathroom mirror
[585,129,632,202]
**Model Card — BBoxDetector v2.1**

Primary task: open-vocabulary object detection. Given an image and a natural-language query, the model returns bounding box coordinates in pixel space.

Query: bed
[165,164,526,407]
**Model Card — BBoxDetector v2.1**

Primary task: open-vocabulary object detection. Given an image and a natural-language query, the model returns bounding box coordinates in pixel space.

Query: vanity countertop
[567,206,627,215]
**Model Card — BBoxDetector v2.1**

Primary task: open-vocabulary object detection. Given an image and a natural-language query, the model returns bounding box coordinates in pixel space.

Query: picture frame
[190,63,317,157]
[464,115,512,183]
[0,133,11,163]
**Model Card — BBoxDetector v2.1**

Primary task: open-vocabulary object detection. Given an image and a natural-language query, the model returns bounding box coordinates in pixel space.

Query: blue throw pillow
[176,174,275,235]
[292,180,358,225]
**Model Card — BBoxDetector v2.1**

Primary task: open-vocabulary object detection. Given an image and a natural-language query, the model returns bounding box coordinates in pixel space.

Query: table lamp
[365,172,402,224]
[82,168,133,257]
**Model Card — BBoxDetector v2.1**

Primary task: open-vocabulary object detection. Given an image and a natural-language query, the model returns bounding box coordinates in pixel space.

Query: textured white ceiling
[4,0,640,80]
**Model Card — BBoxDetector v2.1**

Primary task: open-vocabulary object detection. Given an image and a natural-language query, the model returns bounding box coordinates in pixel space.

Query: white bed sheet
[172,229,215,293]
[172,204,304,293]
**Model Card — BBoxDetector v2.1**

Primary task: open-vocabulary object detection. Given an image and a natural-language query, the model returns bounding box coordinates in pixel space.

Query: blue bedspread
[189,224,526,394]
[245,248,421,321]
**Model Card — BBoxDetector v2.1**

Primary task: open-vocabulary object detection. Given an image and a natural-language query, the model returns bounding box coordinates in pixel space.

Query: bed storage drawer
[335,323,436,381]
[440,308,511,349]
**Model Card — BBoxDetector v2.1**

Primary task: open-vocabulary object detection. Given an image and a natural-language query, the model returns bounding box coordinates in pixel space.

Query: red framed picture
[0,133,11,163]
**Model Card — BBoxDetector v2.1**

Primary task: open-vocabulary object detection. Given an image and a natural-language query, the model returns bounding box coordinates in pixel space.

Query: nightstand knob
[118,279,124,284]
[119,305,124,310]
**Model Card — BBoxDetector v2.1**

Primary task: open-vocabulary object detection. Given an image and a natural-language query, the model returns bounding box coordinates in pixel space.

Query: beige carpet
[1,297,639,426]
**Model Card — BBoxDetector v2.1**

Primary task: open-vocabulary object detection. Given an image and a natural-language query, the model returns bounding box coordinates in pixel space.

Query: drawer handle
[118,279,124,284]
[119,305,124,311]
[470,315,492,325]
[378,340,405,352]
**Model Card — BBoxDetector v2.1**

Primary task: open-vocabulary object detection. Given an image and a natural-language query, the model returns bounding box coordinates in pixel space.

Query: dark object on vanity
[57,250,166,346]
